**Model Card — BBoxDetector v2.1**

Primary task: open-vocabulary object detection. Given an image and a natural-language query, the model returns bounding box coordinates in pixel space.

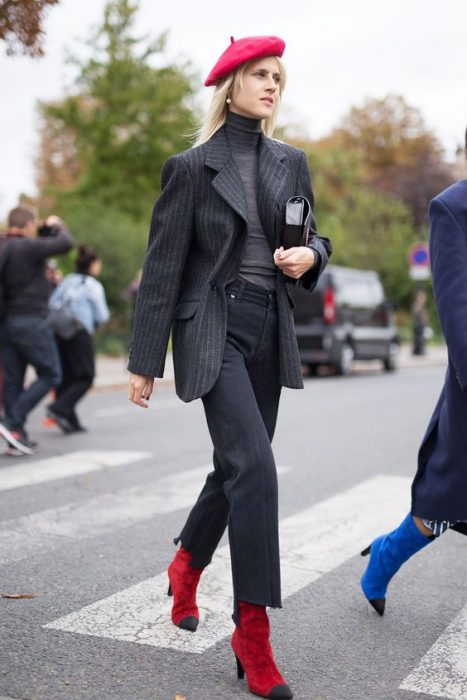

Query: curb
[93,344,448,392]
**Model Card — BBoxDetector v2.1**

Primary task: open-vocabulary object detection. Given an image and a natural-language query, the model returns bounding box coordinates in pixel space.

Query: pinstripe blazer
[128,125,332,402]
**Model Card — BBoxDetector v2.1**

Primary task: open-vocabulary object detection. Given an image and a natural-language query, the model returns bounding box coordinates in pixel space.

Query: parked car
[289,264,399,375]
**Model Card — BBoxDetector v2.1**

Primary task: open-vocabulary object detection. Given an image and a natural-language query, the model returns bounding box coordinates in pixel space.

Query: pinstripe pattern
[128,125,331,402]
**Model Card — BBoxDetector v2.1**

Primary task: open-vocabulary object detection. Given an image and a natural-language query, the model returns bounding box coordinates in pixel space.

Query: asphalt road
[1,362,466,700]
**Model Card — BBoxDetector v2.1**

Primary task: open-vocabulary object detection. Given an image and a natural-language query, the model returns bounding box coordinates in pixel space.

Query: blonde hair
[193,57,286,146]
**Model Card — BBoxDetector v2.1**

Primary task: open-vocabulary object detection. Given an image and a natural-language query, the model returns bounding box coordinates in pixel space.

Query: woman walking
[360,127,467,616]
[47,244,110,433]
[128,35,331,699]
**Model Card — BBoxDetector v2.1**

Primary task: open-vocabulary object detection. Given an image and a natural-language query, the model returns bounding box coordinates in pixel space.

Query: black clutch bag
[283,196,312,249]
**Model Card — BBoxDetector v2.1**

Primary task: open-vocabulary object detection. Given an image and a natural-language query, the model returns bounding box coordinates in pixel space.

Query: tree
[289,136,420,308]
[0,0,59,56]
[35,0,198,341]
[38,0,197,218]
[329,95,454,230]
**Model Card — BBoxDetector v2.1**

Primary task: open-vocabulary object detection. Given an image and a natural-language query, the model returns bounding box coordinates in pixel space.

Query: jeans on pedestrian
[176,279,282,614]
[0,314,62,431]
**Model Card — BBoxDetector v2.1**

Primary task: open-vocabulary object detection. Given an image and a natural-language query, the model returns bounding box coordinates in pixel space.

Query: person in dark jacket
[128,35,331,700]
[360,126,467,616]
[0,206,74,454]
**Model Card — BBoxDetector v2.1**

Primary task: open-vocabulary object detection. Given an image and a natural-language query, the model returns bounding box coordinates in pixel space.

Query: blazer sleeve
[127,155,194,377]
[296,151,332,291]
[429,196,467,392]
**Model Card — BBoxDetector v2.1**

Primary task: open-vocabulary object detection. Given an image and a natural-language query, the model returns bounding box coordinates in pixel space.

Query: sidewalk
[94,343,448,391]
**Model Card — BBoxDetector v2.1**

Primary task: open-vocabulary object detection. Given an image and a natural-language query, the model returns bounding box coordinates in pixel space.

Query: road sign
[409,242,430,280]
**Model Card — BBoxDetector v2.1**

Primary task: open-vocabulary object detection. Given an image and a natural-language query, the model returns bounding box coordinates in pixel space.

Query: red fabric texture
[231,601,290,698]
[167,546,203,626]
[204,35,285,86]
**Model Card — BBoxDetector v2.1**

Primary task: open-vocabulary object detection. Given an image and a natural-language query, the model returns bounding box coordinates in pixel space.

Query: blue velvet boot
[361,513,433,616]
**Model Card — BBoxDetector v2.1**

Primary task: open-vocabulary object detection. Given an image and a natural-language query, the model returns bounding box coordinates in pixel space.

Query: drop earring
[226,97,232,104]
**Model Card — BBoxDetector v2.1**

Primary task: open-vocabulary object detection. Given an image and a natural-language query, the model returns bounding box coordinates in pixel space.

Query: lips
[261,97,274,105]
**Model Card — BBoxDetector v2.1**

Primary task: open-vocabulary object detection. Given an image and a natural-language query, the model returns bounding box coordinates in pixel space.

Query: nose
[266,79,278,93]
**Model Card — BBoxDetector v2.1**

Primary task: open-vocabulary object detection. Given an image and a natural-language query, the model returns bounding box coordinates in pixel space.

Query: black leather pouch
[283,196,312,249]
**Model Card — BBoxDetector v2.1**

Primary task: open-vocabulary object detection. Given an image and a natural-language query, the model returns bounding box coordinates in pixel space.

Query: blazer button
[210,282,217,290]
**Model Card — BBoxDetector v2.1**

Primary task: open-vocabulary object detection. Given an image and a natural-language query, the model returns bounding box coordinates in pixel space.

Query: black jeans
[50,329,95,421]
[177,279,282,614]
[0,314,62,431]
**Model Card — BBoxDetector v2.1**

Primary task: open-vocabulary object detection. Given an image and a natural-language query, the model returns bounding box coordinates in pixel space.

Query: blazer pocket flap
[173,300,199,320]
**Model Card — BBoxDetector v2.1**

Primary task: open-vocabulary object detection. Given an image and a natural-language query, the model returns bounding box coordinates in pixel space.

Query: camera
[37,223,57,237]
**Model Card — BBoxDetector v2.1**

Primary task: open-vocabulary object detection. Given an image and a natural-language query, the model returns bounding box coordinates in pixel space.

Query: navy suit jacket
[412,179,467,521]
[128,125,331,401]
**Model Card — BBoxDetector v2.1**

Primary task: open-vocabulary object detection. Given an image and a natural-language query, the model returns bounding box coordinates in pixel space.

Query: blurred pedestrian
[128,35,331,699]
[46,245,110,433]
[360,125,467,616]
[0,207,73,455]
[45,258,64,292]
[411,288,429,356]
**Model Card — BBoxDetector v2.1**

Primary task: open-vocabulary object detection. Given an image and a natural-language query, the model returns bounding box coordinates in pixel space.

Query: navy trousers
[177,279,282,612]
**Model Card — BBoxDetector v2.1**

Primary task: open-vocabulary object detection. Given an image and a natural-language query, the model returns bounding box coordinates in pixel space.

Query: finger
[278,247,296,259]
[129,383,147,408]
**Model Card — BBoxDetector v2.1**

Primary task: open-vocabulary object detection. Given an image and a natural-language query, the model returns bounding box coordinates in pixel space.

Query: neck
[226,110,261,133]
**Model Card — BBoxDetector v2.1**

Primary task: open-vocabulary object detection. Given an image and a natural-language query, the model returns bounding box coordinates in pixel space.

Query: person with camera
[0,206,74,454]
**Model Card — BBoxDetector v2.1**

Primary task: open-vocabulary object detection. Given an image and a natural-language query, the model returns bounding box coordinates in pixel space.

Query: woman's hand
[128,372,154,408]
[273,246,315,279]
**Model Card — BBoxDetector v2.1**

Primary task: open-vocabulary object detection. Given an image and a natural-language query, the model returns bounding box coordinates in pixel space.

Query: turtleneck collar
[225,110,262,137]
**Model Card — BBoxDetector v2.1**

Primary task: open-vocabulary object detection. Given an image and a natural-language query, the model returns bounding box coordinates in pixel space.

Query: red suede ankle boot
[231,601,293,699]
[167,547,203,632]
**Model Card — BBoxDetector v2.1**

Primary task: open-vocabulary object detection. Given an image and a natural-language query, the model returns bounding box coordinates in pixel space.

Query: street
[1,362,466,700]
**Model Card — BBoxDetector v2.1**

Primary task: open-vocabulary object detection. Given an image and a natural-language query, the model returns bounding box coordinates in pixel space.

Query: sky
[1,0,466,220]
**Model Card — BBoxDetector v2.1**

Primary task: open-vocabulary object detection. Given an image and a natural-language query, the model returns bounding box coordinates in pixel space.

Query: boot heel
[235,654,245,680]
[361,545,371,557]
[167,583,172,596]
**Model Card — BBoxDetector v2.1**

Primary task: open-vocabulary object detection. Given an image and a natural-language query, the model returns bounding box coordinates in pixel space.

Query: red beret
[204,35,285,87]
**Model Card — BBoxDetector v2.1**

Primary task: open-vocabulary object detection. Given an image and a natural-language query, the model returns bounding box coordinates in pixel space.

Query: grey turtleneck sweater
[225,111,277,291]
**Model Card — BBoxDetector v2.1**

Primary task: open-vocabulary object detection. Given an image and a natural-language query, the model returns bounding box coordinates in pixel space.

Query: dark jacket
[128,126,332,402]
[412,179,467,521]
[0,224,74,317]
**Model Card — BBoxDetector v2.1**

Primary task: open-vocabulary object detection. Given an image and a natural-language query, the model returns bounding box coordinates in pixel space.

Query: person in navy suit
[360,126,467,616]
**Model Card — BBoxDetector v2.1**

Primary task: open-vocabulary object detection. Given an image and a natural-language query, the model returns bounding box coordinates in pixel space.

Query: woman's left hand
[273,246,315,279]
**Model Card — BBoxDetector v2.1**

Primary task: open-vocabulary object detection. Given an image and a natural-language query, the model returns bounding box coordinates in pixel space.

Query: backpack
[48,276,86,339]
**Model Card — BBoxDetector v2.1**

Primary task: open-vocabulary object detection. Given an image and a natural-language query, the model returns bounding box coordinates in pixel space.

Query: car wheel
[383,341,399,372]
[307,364,319,376]
[336,342,354,376]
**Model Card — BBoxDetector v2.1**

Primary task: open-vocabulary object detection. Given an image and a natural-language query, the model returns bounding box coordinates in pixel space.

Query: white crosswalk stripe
[3,454,464,699]
[0,465,289,566]
[0,450,151,492]
[44,475,411,653]
[399,603,467,700]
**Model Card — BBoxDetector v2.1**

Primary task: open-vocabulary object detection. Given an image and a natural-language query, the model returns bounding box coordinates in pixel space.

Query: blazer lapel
[205,127,248,223]
[257,136,288,250]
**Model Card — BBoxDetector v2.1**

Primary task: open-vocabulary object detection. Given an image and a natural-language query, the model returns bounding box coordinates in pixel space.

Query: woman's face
[230,57,281,120]
[90,259,102,276]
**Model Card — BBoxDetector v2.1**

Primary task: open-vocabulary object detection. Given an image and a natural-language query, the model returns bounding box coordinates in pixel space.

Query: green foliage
[35,0,200,340]
[39,0,197,218]
[290,94,454,312]
[303,140,420,307]
[57,194,148,319]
